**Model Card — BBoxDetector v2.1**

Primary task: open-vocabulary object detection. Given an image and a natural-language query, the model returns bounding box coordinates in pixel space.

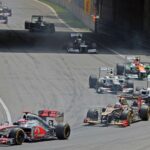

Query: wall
[144,0,150,34]
[48,0,150,34]
[98,0,145,33]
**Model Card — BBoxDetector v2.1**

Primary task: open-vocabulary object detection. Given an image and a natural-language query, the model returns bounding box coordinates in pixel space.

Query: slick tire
[140,105,149,121]
[87,109,99,120]
[116,64,125,75]
[89,74,97,88]
[9,128,25,145]
[56,123,71,140]
[120,110,132,126]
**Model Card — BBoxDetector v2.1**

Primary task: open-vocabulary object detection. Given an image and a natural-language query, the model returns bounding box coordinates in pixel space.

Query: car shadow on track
[0,29,149,55]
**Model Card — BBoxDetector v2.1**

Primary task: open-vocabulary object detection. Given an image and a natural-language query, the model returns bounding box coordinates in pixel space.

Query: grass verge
[38,0,89,29]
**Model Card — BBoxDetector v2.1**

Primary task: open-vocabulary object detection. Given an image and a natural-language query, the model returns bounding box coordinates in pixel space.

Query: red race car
[0,110,71,145]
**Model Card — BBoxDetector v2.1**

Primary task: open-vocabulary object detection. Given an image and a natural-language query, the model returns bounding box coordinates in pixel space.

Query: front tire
[120,110,132,126]
[8,128,25,145]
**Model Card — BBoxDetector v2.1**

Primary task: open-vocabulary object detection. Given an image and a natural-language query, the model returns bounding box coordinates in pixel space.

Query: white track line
[34,0,78,32]
[98,42,125,59]
[0,98,12,124]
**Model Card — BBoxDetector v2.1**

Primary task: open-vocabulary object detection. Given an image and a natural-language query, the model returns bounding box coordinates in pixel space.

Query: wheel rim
[16,130,24,145]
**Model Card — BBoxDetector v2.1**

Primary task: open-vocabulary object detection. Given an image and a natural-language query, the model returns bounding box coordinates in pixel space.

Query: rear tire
[116,64,125,75]
[89,75,97,88]
[87,109,99,121]
[140,105,149,121]
[56,123,71,140]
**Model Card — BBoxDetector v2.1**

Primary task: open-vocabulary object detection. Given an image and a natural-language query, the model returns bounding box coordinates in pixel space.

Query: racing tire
[56,123,71,140]
[87,109,99,121]
[95,82,104,93]
[96,87,103,94]
[120,110,132,126]
[89,74,97,88]
[139,105,149,121]
[116,64,125,75]
[8,128,25,145]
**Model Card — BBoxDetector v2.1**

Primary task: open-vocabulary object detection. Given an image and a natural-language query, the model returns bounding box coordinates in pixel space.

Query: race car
[116,56,150,79]
[2,6,12,16]
[0,110,70,145]
[25,15,55,33]
[83,96,149,127]
[89,67,134,94]
[0,14,7,24]
[135,86,150,106]
[0,6,12,16]
[67,33,97,53]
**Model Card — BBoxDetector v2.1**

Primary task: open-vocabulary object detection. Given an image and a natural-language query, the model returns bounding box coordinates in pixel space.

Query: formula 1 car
[83,96,149,127]
[25,15,55,33]
[89,67,134,94]
[0,1,12,17]
[0,6,12,16]
[0,110,70,145]
[134,86,150,107]
[0,14,7,24]
[116,56,150,79]
[67,33,97,53]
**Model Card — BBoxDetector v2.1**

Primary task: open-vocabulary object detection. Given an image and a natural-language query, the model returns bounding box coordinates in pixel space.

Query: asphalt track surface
[0,0,150,150]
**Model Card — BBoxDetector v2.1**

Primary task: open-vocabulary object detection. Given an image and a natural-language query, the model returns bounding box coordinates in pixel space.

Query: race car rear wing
[125,56,141,63]
[38,110,64,123]
[99,67,114,77]
[70,33,82,38]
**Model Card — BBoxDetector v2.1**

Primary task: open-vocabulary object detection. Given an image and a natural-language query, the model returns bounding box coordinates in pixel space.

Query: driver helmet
[114,102,122,108]
[119,97,125,104]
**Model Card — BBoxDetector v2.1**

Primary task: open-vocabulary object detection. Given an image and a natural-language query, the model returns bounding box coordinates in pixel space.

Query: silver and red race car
[0,110,71,145]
